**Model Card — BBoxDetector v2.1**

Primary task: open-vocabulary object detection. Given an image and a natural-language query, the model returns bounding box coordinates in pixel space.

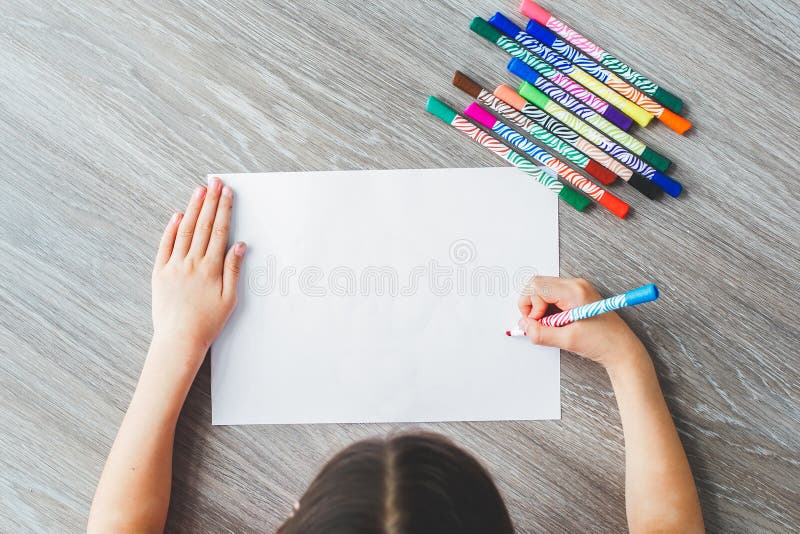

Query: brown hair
[278,432,514,533]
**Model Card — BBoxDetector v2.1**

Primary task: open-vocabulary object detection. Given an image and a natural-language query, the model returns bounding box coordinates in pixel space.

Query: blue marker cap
[650,171,683,198]
[525,20,558,47]
[488,12,522,38]
[624,284,659,306]
[507,57,541,84]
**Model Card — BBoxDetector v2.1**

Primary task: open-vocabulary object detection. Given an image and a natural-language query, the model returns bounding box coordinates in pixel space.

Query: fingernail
[170,212,180,224]
[234,242,246,257]
[193,186,206,199]
[222,185,233,198]
[208,177,221,191]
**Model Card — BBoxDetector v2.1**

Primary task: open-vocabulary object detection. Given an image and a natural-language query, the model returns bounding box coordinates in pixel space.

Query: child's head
[279,432,513,533]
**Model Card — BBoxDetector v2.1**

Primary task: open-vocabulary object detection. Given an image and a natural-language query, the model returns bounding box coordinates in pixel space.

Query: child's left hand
[89,177,246,532]
[151,177,245,368]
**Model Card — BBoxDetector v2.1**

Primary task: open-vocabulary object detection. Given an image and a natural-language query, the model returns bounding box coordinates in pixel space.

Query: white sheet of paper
[211,168,560,425]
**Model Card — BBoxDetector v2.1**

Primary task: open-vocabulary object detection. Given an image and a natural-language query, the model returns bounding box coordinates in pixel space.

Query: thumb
[222,242,246,301]
[524,318,575,350]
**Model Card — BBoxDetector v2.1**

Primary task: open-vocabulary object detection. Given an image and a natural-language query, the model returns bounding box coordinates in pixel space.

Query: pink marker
[519,0,685,114]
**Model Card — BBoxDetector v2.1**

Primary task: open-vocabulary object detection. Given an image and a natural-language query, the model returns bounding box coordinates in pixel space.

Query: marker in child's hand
[507,284,659,335]
[506,327,527,337]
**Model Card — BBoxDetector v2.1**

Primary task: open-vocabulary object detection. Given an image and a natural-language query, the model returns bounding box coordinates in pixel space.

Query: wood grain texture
[1,0,798,531]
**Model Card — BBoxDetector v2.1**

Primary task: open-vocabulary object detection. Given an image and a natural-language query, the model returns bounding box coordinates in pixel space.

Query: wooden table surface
[1,1,798,531]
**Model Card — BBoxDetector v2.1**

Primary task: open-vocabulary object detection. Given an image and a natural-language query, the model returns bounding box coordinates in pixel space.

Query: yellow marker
[570,69,653,127]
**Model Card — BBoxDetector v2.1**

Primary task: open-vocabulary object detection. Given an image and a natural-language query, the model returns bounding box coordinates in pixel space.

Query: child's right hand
[518,276,648,371]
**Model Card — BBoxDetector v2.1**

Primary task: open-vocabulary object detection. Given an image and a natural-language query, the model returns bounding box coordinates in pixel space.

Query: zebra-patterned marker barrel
[462,102,630,218]
[480,86,637,184]
[540,283,659,326]
[473,90,619,186]
[507,284,659,335]
[522,19,691,134]
[548,284,660,327]
[519,0,684,114]
[424,96,590,211]
[507,58,672,171]
[488,12,655,128]
[494,83,664,198]
[469,17,633,132]
[514,82,683,198]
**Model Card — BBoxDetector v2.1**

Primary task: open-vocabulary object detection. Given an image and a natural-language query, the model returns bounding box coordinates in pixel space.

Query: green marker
[425,96,590,212]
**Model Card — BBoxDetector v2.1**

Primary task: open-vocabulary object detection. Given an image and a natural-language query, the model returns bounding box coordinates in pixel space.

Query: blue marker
[507,284,660,334]
[489,12,633,131]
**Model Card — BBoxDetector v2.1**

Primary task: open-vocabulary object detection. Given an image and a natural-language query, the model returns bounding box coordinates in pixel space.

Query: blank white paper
[211,168,560,425]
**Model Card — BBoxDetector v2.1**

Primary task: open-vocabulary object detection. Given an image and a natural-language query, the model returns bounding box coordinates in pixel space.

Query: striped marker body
[526,69,633,136]
[488,13,653,127]
[543,99,650,172]
[513,83,646,170]
[540,295,624,326]
[478,88,633,180]
[525,20,690,123]
[550,19,679,111]
[448,73,632,190]
[508,59,673,171]
[479,90,633,183]
[473,91,617,185]
[502,84,681,197]
[525,20,637,87]
[425,97,590,211]
[463,104,628,218]
[496,36,633,131]
[450,119,561,194]
[502,101,661,198]
[517,80,677,181]
[470,18,631,131]
[540,284,659,327]
[530,93,682,196]
[521,19,691,134]
[520,0,684,113]
[508,284,660,334]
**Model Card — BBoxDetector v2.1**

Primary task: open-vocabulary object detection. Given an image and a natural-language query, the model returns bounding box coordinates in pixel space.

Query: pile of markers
[426,0,691,219]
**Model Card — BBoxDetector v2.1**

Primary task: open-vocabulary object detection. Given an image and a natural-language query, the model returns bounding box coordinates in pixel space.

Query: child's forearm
[517,277,703,530]
[88,337,203,533]
[607,347,704,533]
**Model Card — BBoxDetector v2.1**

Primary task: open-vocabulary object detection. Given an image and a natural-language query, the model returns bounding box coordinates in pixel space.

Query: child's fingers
[519,275,571,319]
[518,294,532,317]
[173,185,207,257]
[155,213,182,265]
[531,276,599,311]
[222,242,247,301]
[518,276,549,319]
[189,177,223,258]
[205,185,233,265]
[517,291,547,319]
[524,319,576,351]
